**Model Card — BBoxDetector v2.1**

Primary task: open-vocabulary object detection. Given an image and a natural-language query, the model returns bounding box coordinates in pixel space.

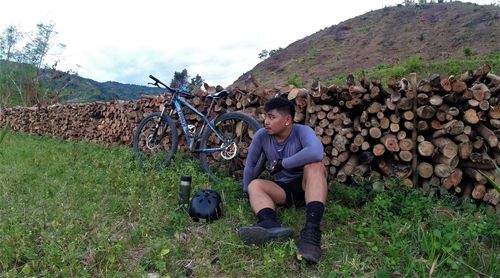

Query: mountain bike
[132,75,265,184]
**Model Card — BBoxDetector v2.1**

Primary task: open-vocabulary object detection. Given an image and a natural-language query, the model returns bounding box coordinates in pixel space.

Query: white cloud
[0,0,496,87]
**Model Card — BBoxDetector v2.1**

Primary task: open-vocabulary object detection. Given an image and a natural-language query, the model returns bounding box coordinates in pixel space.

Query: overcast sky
[0,0,496,87]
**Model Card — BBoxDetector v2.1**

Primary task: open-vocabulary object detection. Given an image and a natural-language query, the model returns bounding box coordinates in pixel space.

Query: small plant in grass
[287,74,303,88]
[328,73,347,86]
[479,165,500,193]
[405,54,422,73]
[463,47,472,57]
[418,32,425,41]
[447,59,461,75]
[385,66,406,80]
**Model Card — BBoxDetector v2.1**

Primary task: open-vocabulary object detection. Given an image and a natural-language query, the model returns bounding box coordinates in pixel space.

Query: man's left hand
[239,191,249,200]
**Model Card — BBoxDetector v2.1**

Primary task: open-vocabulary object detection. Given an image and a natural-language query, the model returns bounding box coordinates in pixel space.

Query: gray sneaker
[238,225,293,245]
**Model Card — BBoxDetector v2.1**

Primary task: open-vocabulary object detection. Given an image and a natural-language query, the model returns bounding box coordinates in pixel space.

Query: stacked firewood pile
[0,97,167,146]
[0,65,499,209]
[231,64,500,209]
[0,86,249,148]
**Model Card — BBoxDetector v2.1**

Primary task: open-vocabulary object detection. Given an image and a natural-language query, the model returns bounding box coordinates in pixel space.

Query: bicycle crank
[220,141,238,160]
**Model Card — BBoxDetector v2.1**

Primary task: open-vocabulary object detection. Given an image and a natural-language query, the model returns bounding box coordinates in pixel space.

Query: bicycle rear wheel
[199,111,264,184]
[132,112,178,169]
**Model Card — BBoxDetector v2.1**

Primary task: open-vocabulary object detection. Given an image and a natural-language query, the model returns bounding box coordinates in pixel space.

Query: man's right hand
[269,159,284,175]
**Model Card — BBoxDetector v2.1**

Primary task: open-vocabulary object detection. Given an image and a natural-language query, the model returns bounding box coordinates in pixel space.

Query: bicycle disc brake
[146,134,159,150]
[220,141,237,160]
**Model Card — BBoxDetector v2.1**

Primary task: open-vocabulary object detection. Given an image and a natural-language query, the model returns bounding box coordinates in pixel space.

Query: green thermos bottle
[179,175,192,206]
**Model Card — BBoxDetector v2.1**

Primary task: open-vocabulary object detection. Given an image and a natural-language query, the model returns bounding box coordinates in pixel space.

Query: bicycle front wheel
[199,111,264,184]
[132,112,178,169]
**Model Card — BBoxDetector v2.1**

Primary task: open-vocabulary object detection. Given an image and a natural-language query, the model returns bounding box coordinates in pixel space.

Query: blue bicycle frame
[167,95,226,152]
[150,75,229,154]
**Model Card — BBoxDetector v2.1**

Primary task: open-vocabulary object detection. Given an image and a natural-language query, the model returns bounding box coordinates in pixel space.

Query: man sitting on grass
[238,97,328,264]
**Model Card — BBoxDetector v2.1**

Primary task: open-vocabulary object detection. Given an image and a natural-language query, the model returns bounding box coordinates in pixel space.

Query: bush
[287,74,303,87]
[418,32,425,41]
[405,55,422,73]
[447,59,461,75]
[463,47,472,57]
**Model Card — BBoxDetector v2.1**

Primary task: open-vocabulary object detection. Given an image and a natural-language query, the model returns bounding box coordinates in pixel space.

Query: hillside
[0,60,163,104]
[39,71,163,103]
[232,2,500,88]
[2,2,498,105]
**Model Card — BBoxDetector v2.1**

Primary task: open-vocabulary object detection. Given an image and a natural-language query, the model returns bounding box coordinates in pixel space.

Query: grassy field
[0,130,498,277]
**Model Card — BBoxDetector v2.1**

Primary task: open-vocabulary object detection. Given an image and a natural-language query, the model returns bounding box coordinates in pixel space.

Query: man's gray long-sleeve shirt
[243,124,324,192]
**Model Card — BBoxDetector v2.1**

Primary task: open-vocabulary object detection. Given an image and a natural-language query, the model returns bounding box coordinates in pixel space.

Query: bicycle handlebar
[149,74,160,83]
[149,75,170,90]
[149,74,194,99]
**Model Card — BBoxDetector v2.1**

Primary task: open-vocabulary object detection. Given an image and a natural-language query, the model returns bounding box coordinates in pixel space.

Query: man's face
[264,109,290,135]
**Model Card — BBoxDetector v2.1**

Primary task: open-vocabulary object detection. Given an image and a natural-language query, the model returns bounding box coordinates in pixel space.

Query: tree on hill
[0,22,67,107]
[170,68,189,89]
[0,22,63,69]
[190,74,204,90]
[404,0,457,5]
[20,23,64,70]
[0,26,23,61]
[170,69,204,91]
[258,48,283,60]
[258,50,269,60]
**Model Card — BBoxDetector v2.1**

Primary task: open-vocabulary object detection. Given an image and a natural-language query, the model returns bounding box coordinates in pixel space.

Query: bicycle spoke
[133,113,178,170]
[200,112,262,184]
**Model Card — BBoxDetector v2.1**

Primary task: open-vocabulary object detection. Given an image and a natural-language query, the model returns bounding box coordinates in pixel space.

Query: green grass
[0,130,498,277]
[0,122,9,144]
[287,74,304,88]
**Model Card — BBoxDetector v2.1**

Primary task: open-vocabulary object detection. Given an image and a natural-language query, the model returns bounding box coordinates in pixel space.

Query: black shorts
[276,177,305,207]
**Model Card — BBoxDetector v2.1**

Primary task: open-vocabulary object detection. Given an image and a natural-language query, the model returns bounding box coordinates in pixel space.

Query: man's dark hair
[264,96,295,117]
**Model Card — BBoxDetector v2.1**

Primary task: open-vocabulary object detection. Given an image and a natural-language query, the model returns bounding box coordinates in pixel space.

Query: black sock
[306,201,325,227]
[256,208,280,228]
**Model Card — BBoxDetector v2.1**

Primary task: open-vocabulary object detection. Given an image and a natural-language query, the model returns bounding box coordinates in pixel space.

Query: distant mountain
[0,59,163,104]
[231,2,500,88]
[39,71,163,103]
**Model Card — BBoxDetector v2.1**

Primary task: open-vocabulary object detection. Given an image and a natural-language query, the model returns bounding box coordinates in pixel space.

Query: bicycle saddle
[207,90,228,99]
